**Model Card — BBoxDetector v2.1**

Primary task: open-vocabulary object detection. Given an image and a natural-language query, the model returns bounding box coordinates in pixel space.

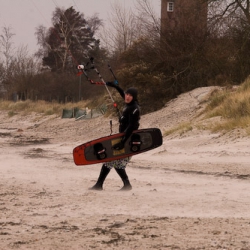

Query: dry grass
[205,77,250,134]
[0,100,90,117]
[163,78,250,136]
[164,122,193,136]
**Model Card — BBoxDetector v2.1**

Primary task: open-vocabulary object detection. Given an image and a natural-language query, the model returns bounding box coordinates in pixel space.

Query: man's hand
[106,81,118,87]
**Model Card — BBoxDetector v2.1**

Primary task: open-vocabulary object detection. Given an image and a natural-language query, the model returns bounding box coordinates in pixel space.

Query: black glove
[106,80,118,87]
[113,139,125,150]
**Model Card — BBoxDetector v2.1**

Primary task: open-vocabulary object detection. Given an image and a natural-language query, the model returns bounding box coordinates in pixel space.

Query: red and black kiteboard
[73,128,162,166]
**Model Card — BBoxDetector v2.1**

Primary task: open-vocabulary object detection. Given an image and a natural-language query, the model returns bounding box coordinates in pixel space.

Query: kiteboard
[73,128,162,166]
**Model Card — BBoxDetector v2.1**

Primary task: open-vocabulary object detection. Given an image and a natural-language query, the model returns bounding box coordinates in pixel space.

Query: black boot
[89,164,110,190]
[115,168,132,191]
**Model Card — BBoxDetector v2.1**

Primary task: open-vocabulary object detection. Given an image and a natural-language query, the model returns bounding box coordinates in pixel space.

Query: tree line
[0,0,250,114]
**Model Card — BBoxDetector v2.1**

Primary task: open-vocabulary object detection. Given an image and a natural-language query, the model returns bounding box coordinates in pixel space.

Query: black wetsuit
[113,85,140,141]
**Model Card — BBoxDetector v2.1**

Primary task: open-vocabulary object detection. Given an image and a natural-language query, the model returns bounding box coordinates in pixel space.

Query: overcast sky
[0,0,161,55]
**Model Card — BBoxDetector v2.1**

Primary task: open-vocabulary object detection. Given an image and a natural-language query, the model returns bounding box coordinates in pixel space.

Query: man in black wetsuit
[89,82,140,191]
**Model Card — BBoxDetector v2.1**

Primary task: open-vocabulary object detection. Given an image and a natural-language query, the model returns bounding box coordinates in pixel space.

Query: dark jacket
[112,85,140,141]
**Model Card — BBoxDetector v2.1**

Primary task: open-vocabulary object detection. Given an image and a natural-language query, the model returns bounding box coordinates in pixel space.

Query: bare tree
[206,0,250,82]
[6,46,40,100]
[100,1,142,55]
[208,0,250,34]
[135,0,161,38]
[0,26,15,73]
[0,26,15,98]
[208,0,250,20]
[35,25,50,59]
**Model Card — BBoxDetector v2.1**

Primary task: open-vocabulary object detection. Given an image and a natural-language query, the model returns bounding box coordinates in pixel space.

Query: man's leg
[114,157,132,191]
[115,168,132,191]
[89,164,110,190]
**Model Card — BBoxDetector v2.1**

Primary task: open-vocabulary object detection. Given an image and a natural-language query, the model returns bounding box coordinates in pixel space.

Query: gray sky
[0,0,161,55]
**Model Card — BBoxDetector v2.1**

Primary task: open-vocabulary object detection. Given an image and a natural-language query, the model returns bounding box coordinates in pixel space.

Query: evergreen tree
[38,6,101,72]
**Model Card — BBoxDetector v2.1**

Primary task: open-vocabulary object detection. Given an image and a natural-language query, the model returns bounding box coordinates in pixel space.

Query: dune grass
[205,77,250,133]
[164,77,250,136]
[164,122,193,136]
[0,99,90,117]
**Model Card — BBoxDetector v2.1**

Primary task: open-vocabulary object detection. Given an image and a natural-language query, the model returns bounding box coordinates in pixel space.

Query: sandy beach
[1,86,250,250]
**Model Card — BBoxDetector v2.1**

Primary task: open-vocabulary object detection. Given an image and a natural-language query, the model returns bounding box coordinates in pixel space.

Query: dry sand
[1,86,250,249]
